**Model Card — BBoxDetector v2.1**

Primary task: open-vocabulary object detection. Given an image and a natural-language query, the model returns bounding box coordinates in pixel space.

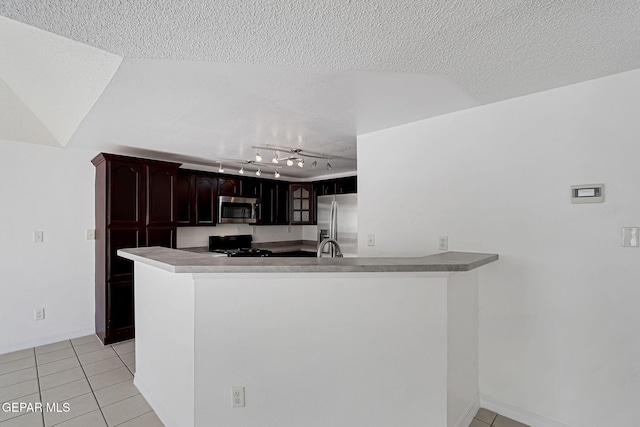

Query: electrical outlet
[33,231,44,243]
[87,229,96,240]
[232,386,245,407]
[34,308,45,321]
[367,234,375,246]
[438,236,448,251]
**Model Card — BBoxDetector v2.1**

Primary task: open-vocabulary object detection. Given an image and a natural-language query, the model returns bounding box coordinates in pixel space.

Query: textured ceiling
[1,0,639,178]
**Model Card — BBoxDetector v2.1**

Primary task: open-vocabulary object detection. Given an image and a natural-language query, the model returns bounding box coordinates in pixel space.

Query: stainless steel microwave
[217,196,259,224]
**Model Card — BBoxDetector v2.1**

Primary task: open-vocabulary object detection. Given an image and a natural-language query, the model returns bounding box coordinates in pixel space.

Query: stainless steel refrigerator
[317,194,358,257]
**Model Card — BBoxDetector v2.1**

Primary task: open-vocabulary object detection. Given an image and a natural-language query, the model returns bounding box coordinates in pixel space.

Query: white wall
[357,69,640,427]
[0,140,96,353]
[193,273,449,427]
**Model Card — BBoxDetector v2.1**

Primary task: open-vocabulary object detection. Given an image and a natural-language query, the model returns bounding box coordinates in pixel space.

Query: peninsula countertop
[117,247,498,274]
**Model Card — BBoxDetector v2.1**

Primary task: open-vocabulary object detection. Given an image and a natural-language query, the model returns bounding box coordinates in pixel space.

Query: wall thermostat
[571,184,604,204]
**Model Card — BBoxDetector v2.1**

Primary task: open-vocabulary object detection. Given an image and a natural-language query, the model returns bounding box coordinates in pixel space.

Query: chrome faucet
[317,238,344,258]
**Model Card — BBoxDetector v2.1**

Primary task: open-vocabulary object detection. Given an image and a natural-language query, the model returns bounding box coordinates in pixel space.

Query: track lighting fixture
[286,158,294,166]
[275,169,280,178]
[326,161,332,170]
[217,161,224,173]
[272,151,279,164]
[238,166,244,174]
[311,160,317,169]
[255,151,262,162]
[298,158,304,168]
[256,168,261,176]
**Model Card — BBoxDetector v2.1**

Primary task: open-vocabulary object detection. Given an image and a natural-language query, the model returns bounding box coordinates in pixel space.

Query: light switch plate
[622,227,639,247]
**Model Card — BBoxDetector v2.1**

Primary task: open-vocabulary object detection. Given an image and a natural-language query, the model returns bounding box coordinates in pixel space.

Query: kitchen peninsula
[118,247,498,427]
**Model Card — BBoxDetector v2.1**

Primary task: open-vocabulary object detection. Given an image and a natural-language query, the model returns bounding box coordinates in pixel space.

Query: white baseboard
[0,328,95,355]
[455,397,481,427]
[479,393,571,427]
[134,376,180,427]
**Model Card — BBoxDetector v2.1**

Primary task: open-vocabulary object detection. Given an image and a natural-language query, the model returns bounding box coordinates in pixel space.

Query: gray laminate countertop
[118,247,498,274]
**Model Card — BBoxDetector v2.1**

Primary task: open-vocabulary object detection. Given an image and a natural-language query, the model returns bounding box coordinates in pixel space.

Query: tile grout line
[33,347,45,427]
[68,339,110,427]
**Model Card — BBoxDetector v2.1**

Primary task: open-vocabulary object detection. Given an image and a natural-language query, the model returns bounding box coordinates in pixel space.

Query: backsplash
[177,225,318,248]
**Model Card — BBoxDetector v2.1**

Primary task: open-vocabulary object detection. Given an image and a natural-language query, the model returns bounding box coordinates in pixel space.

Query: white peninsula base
[129,262,484,427]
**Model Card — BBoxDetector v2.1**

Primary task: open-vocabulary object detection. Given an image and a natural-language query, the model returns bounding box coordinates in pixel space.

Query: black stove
[209,235,272,257]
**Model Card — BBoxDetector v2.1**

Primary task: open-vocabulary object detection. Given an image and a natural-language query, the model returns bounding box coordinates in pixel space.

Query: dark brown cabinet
[257,180,288,225]
[176,172,195,225]
[241,178,261,198]
[218,177,241,196]
[313,176,357,196]
[195,176,218,225]
[176,170,219,226]
[93,153,180,345]
[290,183,314,225]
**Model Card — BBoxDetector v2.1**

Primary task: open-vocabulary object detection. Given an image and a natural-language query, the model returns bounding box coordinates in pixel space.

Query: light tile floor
[2,336,529,427]
[0,335,164,427]
[472,407,530,427]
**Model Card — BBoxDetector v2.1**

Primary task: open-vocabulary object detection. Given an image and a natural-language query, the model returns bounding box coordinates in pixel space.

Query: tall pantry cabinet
[92,153,181,344]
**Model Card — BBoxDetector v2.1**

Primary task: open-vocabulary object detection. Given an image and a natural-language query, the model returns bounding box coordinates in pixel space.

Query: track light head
[255,151,262,162]
[298,159,304,168]
[217,161,224,173]
[286,158,294,166]
[239,166,244,174]
[311,160,317,169]
[256,168,261,176]
[275,169,280,178]
[326,161,332,170]
[272,151,279,164]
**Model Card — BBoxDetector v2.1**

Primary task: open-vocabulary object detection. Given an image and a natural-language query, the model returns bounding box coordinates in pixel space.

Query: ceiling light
[255,151,262,162]
[256,168,262,176]
[217,161,224,173]
[326,161,332,170]
[311,160,317,169]
[239,166,244,174]
[286,158,294,166]
[272,151,279,164]
[298,159,304,168]
[275,169,280,178]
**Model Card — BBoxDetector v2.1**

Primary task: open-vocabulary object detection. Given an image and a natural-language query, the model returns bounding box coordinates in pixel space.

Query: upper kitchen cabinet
[313,176,357,196]
[218,176,242,196]
[92,153,181,345]
[195,175,218,225]
[241,177,261,198]
[175,171,195,225]
[335,176,357,194]
[176,170,219,226]
[290,183,314,225]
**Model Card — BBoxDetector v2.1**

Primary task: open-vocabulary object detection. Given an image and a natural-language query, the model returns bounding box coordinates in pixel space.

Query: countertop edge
[118,247,499,274]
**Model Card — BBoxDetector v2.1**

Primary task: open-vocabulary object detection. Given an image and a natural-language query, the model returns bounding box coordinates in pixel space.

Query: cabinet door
[290,183,313,225]
[176,172,195,225]
[218,177,241,196]
[195,176,218,225]
[147,165,176,226]
[146,227,176,248]
[275,182,290,224]
[106,280,134,342]
[260,181,275,224]
[107,228,141,281]
[108,160,144,225]
[241,178,262,198]
[336,176,357,194]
